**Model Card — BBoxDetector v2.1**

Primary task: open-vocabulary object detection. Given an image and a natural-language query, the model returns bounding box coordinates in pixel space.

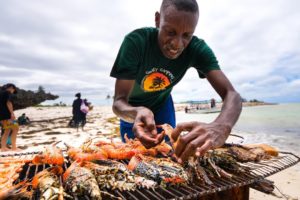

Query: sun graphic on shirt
[142,72,171,92]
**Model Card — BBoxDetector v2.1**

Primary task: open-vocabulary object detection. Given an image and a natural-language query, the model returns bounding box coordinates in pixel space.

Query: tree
[37,85,45,94]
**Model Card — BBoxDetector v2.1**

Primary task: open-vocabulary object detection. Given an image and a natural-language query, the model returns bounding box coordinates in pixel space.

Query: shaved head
[161,0,199,13]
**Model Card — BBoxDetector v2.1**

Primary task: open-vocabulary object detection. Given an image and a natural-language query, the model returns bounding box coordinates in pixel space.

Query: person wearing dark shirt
[71,93,88,129]
[17,113,30,125]
[110,0,242,163]
[0,83,20,151]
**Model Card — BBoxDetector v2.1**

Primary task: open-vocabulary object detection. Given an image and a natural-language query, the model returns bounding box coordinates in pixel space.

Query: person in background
[210,98,216,109]
[0,83,21,151]
[81,98,90,129]
[17,113,30,125]
[110,0,242,163]
[72,93,83,128]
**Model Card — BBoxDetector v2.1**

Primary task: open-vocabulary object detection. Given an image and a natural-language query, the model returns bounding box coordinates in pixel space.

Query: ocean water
[176,103,300,154]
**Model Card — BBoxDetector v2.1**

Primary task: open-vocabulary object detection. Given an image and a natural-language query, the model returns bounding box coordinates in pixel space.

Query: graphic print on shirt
[141,68,174,92]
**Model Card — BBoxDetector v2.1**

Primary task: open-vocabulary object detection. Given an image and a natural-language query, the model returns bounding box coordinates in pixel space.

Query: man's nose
[170,36,183,49]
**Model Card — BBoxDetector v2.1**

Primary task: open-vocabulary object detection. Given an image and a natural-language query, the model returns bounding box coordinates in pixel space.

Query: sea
[176,103,300,155]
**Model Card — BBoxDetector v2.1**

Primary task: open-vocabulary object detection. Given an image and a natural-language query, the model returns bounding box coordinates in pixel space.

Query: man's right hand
[11,113,16,120]
[132,107,165,148]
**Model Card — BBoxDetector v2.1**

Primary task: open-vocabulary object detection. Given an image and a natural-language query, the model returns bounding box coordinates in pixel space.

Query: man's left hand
[171,121,231,163]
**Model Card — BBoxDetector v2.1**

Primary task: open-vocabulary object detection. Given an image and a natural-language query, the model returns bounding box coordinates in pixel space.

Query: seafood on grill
[82,159,156,191]
[157,124,251,183]
[128,154,189,186]
[244,143,278,157]
[0,181,32,200]
[227,145,259,162]
[0,162,26,192]
[63,161,120,200]
[32,141,65,165]
[198,151,235,179]
[223,143,278,162]
[32,166,72,200]
[204,149,249,174]
[100,143,136,160]
[0,157,32,164]
[65,143,108,162]
[124,134,172,157]
[82,159,136,191]
[93,135,172,160]
[226,145,267,162]
[184,157,213,185]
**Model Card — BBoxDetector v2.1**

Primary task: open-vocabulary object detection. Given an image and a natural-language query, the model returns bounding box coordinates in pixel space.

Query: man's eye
[183,34,192,39]
[168,31,176,36]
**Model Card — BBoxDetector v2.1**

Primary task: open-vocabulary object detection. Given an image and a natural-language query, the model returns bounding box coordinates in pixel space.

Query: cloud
[0,0,299,105]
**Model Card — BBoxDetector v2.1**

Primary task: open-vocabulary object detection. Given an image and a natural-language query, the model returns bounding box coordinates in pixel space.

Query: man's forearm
[112,99,142,123]
[213,90,242,129]
[7,101,15,118]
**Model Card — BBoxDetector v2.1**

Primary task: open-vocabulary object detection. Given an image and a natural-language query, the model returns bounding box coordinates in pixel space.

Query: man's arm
[7,100,16,120]
[112,79,141,123]
[171,70,242,163]
[207,70,242,128]
[113,79,164,148]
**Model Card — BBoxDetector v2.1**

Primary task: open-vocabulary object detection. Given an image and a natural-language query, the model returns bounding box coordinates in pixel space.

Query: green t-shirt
[111,27,220,113]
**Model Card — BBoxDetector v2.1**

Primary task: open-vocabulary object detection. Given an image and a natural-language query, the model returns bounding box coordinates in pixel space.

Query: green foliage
[37,85,45,94]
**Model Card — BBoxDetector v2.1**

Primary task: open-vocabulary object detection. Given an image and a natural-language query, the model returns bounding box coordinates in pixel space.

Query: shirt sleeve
[190,38,220,78]
[110,33,142,80]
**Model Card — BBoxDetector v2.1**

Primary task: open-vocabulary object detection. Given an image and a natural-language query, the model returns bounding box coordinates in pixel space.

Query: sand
[0,106,299,199]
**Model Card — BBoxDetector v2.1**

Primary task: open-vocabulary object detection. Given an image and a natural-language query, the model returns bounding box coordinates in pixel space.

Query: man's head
[75,93,81,98]
[2,83,17,94]
[155,0,199,59]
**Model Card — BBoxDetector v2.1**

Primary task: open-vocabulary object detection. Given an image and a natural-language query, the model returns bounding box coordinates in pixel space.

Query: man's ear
[155,11,160,28]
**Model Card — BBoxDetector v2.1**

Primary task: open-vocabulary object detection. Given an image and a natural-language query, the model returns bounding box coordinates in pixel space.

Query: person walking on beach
[0,83,21,151]
[72,93,82,127]
[71,93,89,130]
[81,99,91,129]
[110,0,242,163]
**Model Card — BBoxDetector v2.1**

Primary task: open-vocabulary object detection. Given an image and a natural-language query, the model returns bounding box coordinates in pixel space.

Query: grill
[1,151,299,200]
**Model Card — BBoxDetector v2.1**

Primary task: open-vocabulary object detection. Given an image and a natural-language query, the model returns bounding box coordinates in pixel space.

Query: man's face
[7,87,16,94]
[156,6,198,59]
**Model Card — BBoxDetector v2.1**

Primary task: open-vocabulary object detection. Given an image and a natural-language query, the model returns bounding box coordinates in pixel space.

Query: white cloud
[0,0,299,104]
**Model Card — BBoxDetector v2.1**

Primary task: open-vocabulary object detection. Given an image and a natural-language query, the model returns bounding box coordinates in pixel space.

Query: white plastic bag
[80,100,89,113]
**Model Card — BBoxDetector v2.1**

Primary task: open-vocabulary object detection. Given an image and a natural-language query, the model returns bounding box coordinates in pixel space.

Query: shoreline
[174,101,277,112]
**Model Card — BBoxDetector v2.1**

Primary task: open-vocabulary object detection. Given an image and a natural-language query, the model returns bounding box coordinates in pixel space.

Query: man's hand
[132,107,165,149]
[11,113,16,120]
[171,121,231,163]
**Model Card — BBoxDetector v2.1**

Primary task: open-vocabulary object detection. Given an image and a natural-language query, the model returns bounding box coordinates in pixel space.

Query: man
[0,83,20,151]
[110,0,242,163]
[71,93,86,129]
[17,113,30,125]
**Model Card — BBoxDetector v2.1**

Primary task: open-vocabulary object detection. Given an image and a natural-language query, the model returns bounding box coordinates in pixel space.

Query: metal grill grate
[3,151,299,200]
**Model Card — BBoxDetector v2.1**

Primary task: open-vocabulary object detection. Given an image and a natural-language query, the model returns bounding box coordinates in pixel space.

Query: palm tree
[150,76,166,89]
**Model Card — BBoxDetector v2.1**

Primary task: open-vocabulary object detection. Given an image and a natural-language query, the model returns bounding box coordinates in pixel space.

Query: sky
[0,0,299,105]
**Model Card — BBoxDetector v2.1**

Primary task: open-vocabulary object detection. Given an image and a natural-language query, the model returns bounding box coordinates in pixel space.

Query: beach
[1,104,299,199]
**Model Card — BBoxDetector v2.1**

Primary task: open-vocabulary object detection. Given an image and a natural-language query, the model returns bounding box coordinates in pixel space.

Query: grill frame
[2,151,299,200]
